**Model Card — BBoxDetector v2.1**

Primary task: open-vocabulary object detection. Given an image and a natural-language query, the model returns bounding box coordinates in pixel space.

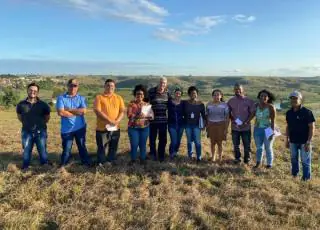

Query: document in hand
[106,124,118,131]
[235,118,243,126]
[264,127,281,139]
[264,127,274,139]
[141,105,152,116]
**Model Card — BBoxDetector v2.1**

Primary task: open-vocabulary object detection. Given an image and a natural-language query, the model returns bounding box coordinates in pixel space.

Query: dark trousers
[232,130,251,163]
[96,130,120,163]
[60,126,91,166]
[149,123,167,161]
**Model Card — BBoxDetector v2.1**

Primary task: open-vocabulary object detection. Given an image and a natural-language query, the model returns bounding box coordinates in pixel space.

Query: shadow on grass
[0,150,267,179]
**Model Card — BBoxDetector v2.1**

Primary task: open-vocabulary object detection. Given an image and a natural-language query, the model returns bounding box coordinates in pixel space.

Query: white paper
[235,118,243,126]
[106,124,118,131]
[274,127,281,137]
[264,127,274,139]
[191,112,195,119]
[141,105,152,116]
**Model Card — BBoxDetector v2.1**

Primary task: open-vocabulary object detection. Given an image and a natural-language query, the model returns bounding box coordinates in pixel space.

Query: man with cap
[285,91,315,181]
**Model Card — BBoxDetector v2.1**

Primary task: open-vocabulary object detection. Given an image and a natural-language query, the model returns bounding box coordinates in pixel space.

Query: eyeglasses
[69,84,78,88]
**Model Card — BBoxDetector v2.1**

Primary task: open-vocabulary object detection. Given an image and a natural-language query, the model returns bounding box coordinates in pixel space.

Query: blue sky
[0,0,320,76]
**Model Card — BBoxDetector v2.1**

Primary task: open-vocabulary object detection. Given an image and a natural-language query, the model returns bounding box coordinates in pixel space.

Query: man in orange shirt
[94,79,125,165]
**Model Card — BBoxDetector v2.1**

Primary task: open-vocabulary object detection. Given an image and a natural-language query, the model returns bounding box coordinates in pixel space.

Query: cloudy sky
[0,0,320,76]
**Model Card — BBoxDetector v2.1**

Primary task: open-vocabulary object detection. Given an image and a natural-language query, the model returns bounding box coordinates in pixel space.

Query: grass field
[0,106,320,229]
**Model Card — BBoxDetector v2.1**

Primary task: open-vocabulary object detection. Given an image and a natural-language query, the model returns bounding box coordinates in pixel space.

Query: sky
[0,0,320,76]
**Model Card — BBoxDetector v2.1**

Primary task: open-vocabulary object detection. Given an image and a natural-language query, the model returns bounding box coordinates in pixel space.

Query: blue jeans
[290,143,312,180]
[21,129,48,169]
[60,126,91,166]
[254,127,274,166]
[232,130,251,163]
[185,124,202,160]
[128,127,149,161]
[168,124,184,159]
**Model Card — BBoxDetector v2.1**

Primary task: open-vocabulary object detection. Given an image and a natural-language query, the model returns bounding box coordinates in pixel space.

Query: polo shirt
[16,98,50,132]
[286,106,315,144]
[56,93,87,134]
[94,93,125,131]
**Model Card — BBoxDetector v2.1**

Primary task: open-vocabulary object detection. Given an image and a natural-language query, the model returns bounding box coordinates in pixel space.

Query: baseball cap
[289,91,302,100]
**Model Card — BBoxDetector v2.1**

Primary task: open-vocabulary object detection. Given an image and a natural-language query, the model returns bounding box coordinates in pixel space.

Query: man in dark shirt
[286,91,315,181]
[16,82,51,169]
[148,77,171,161]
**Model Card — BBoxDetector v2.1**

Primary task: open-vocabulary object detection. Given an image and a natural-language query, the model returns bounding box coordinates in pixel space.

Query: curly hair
[187,86,198,96]
[133,84,148,99]
[212,89,224,102]
[257,89,276,104]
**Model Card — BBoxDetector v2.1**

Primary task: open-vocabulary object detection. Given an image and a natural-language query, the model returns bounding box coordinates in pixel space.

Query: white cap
[289,91,302,100]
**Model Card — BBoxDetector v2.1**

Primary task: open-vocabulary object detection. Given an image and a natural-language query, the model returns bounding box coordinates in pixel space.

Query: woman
[182,86,206,162]
[253,89,276,168]
[127,84,154,165]
[168,87,184,160]
[206,89,229,164]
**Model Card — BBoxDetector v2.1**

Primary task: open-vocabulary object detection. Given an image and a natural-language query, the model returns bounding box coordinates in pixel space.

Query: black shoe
[128,160,136,166]
[140,159,147,166]
[254,162,260,168]
[266,165,272,169]
[233,159,241,164]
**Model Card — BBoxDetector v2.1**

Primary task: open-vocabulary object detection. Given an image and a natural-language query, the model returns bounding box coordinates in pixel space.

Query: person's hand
[136,113,146,119]
[285,139,289,149]
[268,134,274,141]
[304,142,311,152]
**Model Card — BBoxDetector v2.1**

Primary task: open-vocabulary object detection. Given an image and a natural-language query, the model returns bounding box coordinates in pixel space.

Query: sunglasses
[69,84,78,88]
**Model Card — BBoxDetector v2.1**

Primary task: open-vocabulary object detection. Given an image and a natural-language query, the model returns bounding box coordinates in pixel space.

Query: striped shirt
[148,87,170,124]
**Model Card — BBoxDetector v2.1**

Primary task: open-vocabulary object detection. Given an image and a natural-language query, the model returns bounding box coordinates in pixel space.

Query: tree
[1,88,19,108]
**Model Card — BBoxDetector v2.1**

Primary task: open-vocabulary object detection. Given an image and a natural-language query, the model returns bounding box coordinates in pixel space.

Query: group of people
[16,77,315,180]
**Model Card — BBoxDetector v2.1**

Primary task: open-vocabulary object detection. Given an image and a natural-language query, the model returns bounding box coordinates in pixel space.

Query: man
[286,91,315,181]
[56,79,91,166]
[148,76,171,161]
[227,83,255,164]
[16,82,51,169]
[94,79,125,165]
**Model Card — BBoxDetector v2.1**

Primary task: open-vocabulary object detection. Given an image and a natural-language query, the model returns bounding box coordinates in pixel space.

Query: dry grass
[0,110,320,230]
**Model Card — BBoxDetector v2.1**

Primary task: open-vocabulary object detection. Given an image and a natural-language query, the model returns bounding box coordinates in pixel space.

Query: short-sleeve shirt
[286,106,315,144]
[127,101,152,128]
[56,93,87,134]
[16,98,50,132]
[94,93,125,131]
[227,95,255,131]
[206,102,229,123]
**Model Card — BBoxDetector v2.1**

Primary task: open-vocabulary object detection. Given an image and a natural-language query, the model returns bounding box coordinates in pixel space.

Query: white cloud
[54,0,168,25]
[233,14,256,23]
[155,15,225,42]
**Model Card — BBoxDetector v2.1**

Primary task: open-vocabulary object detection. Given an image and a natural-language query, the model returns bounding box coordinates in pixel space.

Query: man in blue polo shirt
[285,91,315,181]
[56,79,91,167]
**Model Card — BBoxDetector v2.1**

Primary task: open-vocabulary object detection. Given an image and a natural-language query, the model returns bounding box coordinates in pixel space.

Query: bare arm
[115,108,125,125]
[93,99,115,124]
[45,114,50,123]
[17,114,22,122]
[67,108,87,116]
[57,109,75,117]
[307,122,315,143]
[270,104,276,130]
